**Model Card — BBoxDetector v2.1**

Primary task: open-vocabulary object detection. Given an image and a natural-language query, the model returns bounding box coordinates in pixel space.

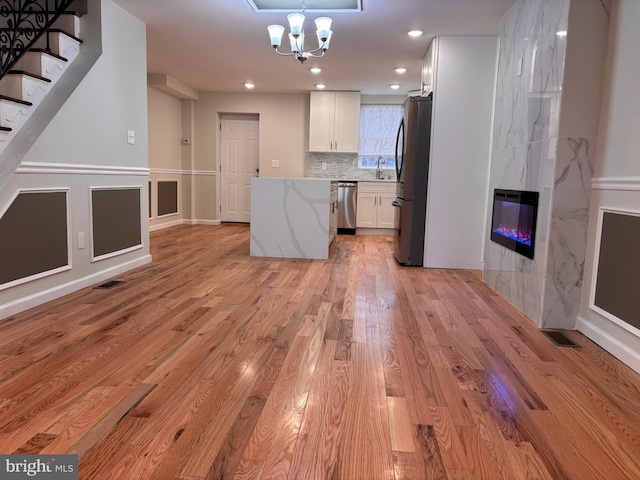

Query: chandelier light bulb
[314,17,332,42]
[268,25,285,47]
[287,12,305,37]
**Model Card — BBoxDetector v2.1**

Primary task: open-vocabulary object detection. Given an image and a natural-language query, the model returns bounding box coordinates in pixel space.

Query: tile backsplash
[304,152,395,180]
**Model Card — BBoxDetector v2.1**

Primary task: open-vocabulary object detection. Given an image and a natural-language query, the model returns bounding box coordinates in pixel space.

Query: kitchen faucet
[376,156,384,179]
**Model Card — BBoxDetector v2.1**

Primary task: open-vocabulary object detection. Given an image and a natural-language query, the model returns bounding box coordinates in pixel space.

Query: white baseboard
[576,315,640,374]
[355,227,398,236]
[149,219,221,232]
[186,219,221,226]
[0,254,152,321]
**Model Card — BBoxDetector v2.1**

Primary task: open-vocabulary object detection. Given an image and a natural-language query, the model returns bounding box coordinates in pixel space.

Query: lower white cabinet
[356,182,398,229]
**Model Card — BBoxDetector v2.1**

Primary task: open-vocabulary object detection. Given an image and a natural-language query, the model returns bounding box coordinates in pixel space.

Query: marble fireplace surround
[482,0,610,329]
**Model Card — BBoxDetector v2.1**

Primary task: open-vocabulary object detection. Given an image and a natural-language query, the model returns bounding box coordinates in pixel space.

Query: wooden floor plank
[0,224,638,479]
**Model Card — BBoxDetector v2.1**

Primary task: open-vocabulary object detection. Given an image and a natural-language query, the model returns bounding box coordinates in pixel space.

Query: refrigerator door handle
[395,118,404,181]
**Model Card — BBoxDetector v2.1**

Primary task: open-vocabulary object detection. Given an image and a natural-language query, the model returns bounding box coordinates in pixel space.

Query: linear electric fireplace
[490,189,539,259]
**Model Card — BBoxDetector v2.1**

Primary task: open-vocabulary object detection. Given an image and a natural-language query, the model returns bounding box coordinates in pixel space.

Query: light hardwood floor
[1,224,639,479]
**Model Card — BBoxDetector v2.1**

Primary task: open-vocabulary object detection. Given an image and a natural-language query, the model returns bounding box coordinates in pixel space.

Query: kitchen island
[250,177,337,259]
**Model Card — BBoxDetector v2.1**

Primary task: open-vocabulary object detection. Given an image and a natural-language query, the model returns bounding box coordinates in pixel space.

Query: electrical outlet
[322,162,327,170]
[77,232,85,250]
[127,130,135,144]
[272,160,280,168]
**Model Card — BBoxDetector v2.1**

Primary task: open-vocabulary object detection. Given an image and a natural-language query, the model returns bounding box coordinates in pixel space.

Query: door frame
[218,113,260,223]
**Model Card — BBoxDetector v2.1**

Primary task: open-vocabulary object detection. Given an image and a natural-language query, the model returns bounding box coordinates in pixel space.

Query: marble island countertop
[250,177,334,260]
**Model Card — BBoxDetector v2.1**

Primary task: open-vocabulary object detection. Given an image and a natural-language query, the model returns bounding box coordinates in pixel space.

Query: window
[358,104,403,169]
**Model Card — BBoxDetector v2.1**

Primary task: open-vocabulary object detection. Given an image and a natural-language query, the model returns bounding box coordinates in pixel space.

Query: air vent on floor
[541,330,580,348]
[94,280,124,289]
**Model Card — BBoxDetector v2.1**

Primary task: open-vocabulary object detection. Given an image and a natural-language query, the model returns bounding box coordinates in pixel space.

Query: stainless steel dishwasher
[337,182,357,233]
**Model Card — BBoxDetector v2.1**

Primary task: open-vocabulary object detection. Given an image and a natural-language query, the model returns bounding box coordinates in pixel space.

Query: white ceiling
[113,0,515,96]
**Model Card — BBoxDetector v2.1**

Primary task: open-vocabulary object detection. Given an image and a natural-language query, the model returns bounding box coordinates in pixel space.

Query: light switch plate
[77,232,85,250]
[127,130,135,145]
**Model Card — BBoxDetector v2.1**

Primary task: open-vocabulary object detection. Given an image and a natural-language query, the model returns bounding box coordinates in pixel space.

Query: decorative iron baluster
[0,0,75,79]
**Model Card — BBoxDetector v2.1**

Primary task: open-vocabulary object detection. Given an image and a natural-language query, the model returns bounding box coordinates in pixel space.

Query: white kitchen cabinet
[419,36,497,269]
[421,37,437,96]
[356,182,398,229]
[309,91,360,153]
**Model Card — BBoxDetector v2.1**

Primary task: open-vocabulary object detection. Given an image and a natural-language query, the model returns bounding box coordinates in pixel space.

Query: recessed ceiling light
[310,67,322,74]
[316,84,326,89]
[407,30,423,37]
[556,30,567,37]
[395,67,407,74]
[390,84,400,90]
[244,82,255,89]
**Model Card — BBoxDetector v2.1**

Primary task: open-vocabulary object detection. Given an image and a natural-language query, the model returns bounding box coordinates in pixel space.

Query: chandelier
[267,1,333,64]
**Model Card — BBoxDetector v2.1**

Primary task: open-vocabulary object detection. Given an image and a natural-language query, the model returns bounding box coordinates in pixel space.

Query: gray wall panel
[0,191,68,286]
[158,180,178,216]
[594,211,640,328]
[92,188,142,258]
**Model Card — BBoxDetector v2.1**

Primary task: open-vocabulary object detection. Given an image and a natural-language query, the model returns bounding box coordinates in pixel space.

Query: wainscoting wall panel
[91,187,142,261]
[0,189,70,289]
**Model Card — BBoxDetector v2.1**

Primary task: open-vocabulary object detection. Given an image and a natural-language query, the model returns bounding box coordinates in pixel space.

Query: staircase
[0,1,85,156]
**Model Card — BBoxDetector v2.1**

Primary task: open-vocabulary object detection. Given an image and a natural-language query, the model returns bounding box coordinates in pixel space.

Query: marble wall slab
[483,0,608,328]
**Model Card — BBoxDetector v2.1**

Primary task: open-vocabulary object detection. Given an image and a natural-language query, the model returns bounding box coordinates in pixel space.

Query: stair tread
[49,29,83,43]
[0,95,33,107]
[28,49,69,62]
[7,71,52,82]
[0,28,83,44]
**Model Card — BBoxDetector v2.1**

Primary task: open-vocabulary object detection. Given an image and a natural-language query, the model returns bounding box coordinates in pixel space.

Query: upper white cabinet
[309,91,360,153]
[421,37,438,96]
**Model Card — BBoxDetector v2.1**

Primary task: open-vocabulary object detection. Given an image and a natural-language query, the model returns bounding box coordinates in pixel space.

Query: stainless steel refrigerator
[392,94,433,266]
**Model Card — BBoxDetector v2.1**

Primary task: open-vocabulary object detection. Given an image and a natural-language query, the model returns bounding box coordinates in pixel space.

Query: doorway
[220,114,259,223]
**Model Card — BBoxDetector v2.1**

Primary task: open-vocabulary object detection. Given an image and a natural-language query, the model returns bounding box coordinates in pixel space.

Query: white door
[221,115,259,223]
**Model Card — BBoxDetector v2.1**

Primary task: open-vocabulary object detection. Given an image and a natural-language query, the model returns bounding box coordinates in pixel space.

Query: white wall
[0,0,150,319]
[577,0,640,373]
[147,87,186,229]
[194,92,309,221]
[148,87,182,170]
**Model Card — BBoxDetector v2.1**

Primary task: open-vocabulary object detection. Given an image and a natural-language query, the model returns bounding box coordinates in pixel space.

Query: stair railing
[0,0,75,79]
